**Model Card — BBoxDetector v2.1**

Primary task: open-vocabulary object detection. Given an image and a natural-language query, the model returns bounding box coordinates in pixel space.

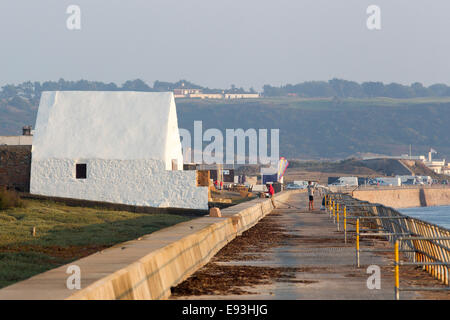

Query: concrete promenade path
[172,192,447,300]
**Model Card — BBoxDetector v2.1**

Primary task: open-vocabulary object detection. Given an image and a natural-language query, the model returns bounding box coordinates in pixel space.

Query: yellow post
[337,203,340,231]
[328,196,330,207]
[329,198,332,218]
[344,206,347,244]
[333,201,336,223]
[395,240,400,300]
[356,218,360,268]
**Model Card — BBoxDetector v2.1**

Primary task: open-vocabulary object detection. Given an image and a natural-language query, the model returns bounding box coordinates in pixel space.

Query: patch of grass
[0,251,64,289]
[0,189,24,210]
[0,199,192,288]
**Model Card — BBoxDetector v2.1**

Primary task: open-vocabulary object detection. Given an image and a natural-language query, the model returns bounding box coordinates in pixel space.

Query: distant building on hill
[422,149,446,174]
[173,86,259,99]
[173,88,202,98]
[443,165,450,176]
[224,93,260,99]
[188,93,224,99]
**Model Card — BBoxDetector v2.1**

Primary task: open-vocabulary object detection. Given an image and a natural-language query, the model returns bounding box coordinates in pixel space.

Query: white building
[422,150,446,174]
[30,91,208,210]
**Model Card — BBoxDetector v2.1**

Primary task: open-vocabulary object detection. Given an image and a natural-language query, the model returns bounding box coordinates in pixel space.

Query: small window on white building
[76,163,87,179]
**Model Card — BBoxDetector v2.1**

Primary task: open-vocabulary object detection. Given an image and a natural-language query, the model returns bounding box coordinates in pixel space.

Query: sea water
[398,206,450,229]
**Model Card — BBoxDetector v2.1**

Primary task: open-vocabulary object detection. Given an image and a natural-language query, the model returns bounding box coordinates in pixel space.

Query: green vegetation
[263,79,450,99]
[176,97,450,159]
[0,199,191,288]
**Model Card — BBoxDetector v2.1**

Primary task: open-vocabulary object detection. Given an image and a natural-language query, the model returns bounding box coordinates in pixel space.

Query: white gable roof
[32,91,183,167]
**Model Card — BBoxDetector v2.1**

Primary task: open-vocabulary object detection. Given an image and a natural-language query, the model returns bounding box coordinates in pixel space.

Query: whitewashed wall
[30,159,208,210]
[30,91,208,210]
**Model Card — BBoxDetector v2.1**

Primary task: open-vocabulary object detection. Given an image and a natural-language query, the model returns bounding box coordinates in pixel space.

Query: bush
[0,188,23,210]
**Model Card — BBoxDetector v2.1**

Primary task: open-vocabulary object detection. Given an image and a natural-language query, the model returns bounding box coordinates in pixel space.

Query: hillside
[288,158,412,176]
[1,96,450,159]
[176,97,450,159]
[0,97,38,136]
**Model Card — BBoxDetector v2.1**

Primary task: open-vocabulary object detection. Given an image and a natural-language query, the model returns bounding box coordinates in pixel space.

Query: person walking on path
[266,183,276,208]
[268,184,274,197]
[307,181,316,211]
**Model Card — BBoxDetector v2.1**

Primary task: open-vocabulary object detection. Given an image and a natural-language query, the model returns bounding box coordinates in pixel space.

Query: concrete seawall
[0,190,301,300]
[352,187,450,208]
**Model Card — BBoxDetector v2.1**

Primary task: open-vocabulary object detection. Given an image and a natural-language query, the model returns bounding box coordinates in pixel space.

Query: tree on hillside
[384,83,414,98]
[8,96,31,109]
[121,79,152,92]
[294,81,335,97]
[262,85,286,96]
[361,82,385,97]
[153,79,204,91]
[153,80,175,91]
[411,82,429,97]
[1,85,18,98]
[428,84,450,97]
[329,78,364,98]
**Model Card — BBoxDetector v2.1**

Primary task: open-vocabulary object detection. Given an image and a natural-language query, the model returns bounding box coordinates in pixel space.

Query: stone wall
[352,187,450,208]
[0,146,31,192]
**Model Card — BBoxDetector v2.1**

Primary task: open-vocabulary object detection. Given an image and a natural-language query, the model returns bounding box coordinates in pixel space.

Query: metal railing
[324,193,450,299]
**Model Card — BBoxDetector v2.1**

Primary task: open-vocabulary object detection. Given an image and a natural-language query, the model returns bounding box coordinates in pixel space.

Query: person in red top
[266,183,274,197]
[220,181,223,190]
[266,183,276,208]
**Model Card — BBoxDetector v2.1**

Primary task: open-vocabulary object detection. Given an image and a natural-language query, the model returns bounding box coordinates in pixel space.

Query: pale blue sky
[0,0,449,89]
